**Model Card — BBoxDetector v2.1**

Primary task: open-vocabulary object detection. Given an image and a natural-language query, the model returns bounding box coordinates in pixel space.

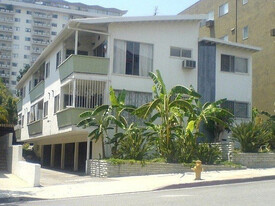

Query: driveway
[40,168,112,186]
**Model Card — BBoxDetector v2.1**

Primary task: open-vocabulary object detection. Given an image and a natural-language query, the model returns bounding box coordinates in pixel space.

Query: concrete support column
[74,142,79,171]
[50,144,55,167]
[74,30,78,55]
[61,143,65,170]
[72,79,76,107]
[40,145,44,166]
[85,138,91,174]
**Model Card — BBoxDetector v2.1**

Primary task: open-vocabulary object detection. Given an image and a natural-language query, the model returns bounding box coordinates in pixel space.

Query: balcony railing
[0,64,10,69]
[0,36,12,41]
[32,40,50,45]
[29,81,45,102]
[0,9,14,15]
[56,107,88,128]
[0,27,13,32]
[32,13,52,19]
[0,45,12,50]
[0,73,10,78]
[32,22,51,28]
[0,17,13,23]
[17,99,22,112]
[0,55,11,59]
[28,120,43,136]
[32,31,50,37]
[58,55,109,81]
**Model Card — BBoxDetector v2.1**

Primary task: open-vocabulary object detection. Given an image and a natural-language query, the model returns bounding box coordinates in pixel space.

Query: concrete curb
[156,175,275,190]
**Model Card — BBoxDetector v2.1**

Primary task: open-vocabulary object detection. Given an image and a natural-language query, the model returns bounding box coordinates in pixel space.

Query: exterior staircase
[0,149,7,171]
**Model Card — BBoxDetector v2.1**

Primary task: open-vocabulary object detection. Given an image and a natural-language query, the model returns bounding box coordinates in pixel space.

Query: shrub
[196,143,221,164]
[231,122,272,153]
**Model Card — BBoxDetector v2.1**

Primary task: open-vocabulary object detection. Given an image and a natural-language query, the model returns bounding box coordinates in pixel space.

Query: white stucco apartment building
[0,0,125,94]
[15,15,260,172]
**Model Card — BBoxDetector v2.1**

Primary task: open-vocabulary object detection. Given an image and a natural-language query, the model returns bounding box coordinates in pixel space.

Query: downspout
[235,0,238,42]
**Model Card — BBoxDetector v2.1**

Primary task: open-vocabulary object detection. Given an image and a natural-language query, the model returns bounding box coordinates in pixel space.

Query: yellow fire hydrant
[191,160,203,180]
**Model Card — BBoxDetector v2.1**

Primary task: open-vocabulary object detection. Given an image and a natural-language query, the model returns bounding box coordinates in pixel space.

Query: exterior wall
[232,153,275,168]
[180,0,275,114]
[215,44,252,118]
[108,21,200,93]
[89,160,244,177]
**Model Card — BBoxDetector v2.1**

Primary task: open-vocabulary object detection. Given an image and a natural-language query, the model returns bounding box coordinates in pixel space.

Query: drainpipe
[235,0,238,42]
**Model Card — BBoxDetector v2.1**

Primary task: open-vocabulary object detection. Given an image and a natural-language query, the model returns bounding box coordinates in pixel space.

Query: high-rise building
[0,0,126,94]
[180,0,275,114]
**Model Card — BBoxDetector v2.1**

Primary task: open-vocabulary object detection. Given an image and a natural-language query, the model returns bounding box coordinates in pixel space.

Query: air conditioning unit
[182,60,196,69]
[206,20,214,27]
[270,28,275,36]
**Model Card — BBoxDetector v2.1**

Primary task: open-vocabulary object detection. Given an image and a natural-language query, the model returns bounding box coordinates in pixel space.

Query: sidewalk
[1,168,275,202]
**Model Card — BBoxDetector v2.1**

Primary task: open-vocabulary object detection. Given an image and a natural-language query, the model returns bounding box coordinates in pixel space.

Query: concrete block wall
[89,160,243,177]
[211,142,234,160]
[232,153,275,168]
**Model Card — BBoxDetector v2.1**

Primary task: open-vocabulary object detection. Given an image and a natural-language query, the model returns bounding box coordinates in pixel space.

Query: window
[222,101,249,118]
[52,14,58,18]
[25,28,31,32]
[243,0,248,4]
[30,100,43,122]
[26,19,32,23]
[24,55,30,59]
[13,44,19,49]
[12,62,17,67]
[29,80,32,91]
[45,62,50,78]
[113,40,153,77]
[25,37,31,41]
[27,11,32,15]
[243,26,248,39]
[43,101,48,117]
[219,3,228,17]
[15,27,20,31]
[24,46,30,50]
[13,53,19,58]
[13,36,19,40]
[14,18,20,22]
[22,115,24,127]
[54,95,60,113]
[15,9,21,13]
[170,47,192,58]
[220,35,228,41]
[11,80,16,85]
[221,54,248,73]
[22,86,26,98]
[51,31,57,36]
[11,71,17,75]
[56,51,61,69]
[27,112,30,124]
[51,23,57,27]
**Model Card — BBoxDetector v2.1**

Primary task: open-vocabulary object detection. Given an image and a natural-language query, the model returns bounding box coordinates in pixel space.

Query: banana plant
[135,70,201,161]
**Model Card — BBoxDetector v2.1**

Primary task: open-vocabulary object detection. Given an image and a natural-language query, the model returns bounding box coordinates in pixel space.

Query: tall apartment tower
[180,0,275,114]
[0,0,126,94]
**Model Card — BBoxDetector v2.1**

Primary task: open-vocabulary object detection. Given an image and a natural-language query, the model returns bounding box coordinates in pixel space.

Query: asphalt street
[6,179,275,206]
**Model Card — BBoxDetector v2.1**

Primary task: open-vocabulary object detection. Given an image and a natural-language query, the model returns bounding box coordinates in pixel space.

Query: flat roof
[199,37,261,52]
[70,14,208,24]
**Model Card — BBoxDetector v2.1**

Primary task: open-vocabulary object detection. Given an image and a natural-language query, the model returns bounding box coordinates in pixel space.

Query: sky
[66,0,200,16]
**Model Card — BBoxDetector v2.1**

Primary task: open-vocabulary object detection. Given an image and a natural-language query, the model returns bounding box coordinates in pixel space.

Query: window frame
[45,61,50,79]
[221,54,248,74]
[170,47,192,58]
[219,2,229,17]
[222,100,249,118]
[243,26,249,40]
[56,50,61,69]
[43,101,48,118]
[54,94,60,113]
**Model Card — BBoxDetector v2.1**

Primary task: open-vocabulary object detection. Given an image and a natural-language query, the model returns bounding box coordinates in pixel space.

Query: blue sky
[66,0,200,16]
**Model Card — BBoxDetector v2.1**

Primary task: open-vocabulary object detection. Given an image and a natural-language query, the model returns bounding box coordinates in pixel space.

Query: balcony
[32,13,52,20]
[32,22,51,29]
[17,99,22,112]
[59,55,109,81]
[28,120,43,136]
[0,45,12,50]
[0,17,13,23]
[0,64,10,69]
[56,107,88,128]
[29,81,45,102]
[32,40,50,46]
[0,73,10,79]
[0,27,13,32]
[32,31,50,37]
[0,9,14,15]
[0,35,12,41]
[0,55,11,60]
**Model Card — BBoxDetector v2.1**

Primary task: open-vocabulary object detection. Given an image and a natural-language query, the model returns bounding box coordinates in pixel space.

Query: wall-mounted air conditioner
[182,60,196,69]
[206,20,214,27]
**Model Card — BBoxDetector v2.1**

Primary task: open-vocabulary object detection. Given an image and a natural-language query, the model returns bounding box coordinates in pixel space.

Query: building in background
[0,0,126,94]
[14,15,259,172]
[180,0,275,114]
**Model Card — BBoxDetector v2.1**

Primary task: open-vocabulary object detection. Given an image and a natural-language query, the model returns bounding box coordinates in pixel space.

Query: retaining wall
[89,159,243,177]
[232,153,275,168]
